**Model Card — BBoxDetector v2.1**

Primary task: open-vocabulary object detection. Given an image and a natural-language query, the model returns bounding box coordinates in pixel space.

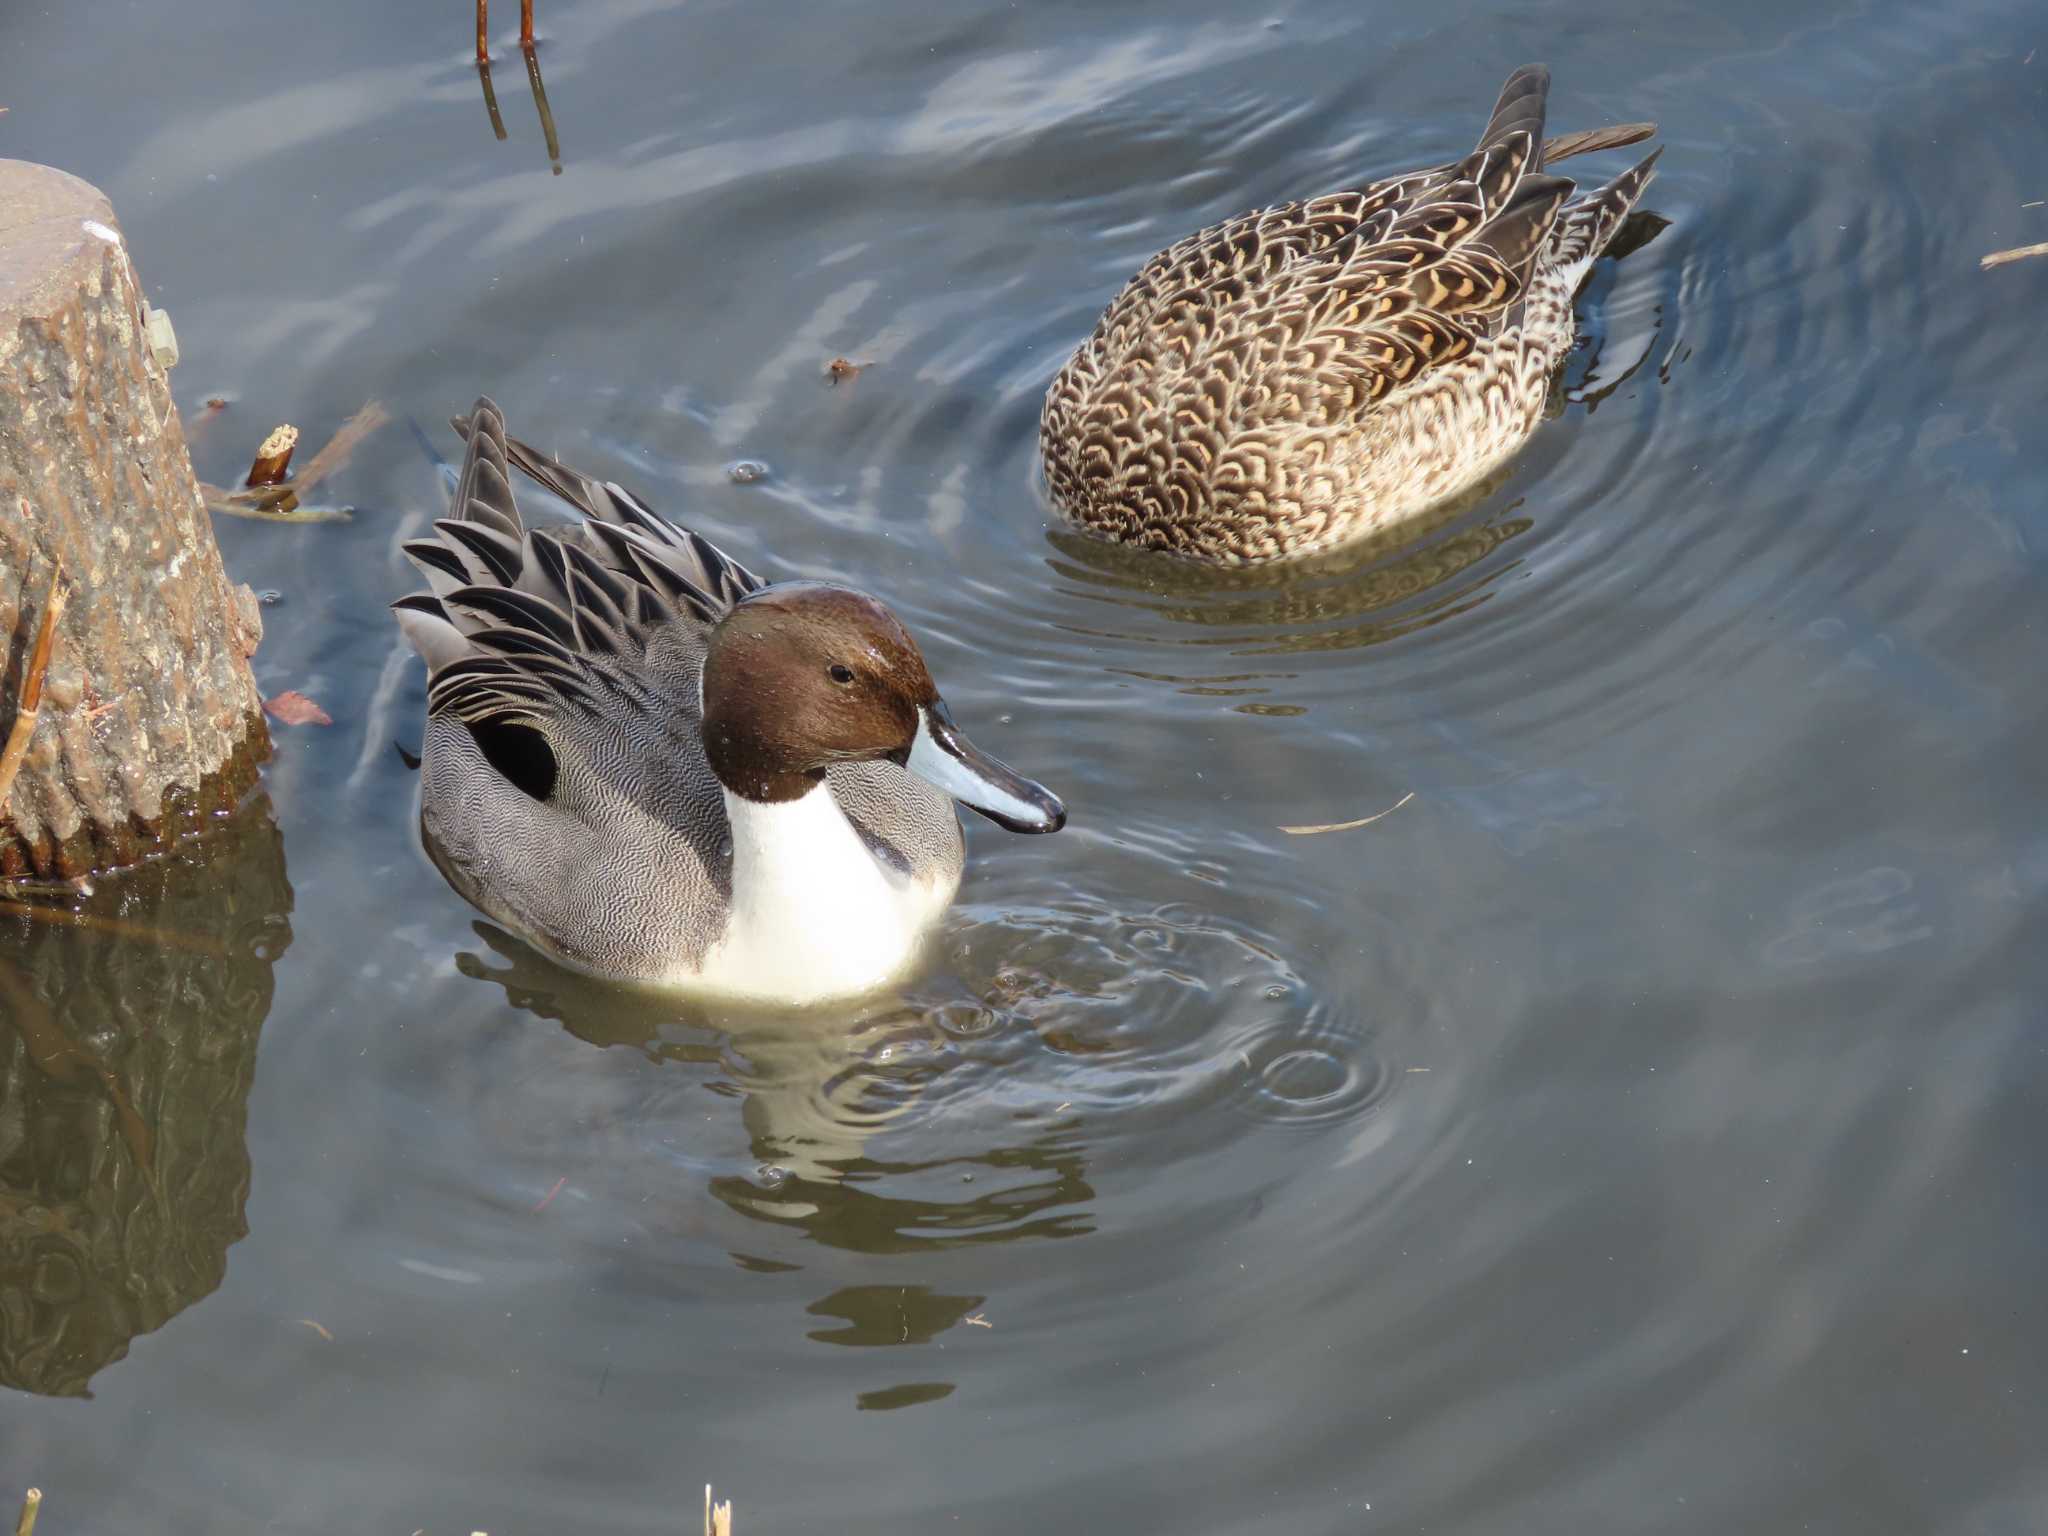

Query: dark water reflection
[0,803,292,1398]
[4,0,2048,1530]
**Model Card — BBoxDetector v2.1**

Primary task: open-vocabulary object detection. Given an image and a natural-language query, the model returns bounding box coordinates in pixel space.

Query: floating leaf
[263,690,332,727]
[1279,790,1415,836]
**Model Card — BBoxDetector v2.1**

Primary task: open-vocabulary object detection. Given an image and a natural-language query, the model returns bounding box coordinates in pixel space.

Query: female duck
[394,399,1064,1003]
[1041,64,1662,564]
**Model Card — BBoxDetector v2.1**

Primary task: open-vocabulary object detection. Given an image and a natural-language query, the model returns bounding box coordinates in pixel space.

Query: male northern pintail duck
[393,399,1065,1003]
[1041,65,1662,565]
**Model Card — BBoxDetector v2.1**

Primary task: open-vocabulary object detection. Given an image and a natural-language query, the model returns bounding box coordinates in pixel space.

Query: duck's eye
[828,663,856,685]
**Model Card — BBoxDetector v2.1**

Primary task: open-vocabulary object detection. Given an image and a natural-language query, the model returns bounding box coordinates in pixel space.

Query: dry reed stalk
[704,1485,733,1536]
[476,0,489,61]
[292,400,390,493]
[524,44,562,170]
[479,56,509,139]
[1981,241,2048,269]
[14,1486,41,1536]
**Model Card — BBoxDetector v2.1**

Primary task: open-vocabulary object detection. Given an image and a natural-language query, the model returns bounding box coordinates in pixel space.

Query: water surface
[4,0,2047,1530]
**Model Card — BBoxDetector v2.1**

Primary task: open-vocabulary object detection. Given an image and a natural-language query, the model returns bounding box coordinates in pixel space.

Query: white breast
[687,782,958,1003]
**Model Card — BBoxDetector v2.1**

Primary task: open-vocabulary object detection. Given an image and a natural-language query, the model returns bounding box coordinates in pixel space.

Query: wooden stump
[0,159,268,880]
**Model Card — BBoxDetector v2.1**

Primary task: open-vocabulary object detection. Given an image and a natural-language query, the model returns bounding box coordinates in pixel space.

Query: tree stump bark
[0,159,268,880]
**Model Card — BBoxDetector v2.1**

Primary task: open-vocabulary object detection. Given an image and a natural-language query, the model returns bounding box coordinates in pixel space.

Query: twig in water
[200,483,350,522]
[15,1487,42,1536]
[478,57,508,139]
[476,0,489,61]
[520,0,534,50]
[1279,789,1416,836]
[294,400,391,494]
[1,899,230,956]
[0,561,66,826]
[205,401,387,521]
[245,424,299,487]
[524,42,562,172]
[1980,241,2048,270]
[0,873,92,901]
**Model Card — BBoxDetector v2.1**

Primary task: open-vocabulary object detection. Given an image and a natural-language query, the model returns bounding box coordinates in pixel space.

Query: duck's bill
[906,702,1066,834]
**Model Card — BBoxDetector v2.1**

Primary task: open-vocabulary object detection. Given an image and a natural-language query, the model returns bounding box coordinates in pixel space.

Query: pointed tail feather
[446,397,525,541]
[1549,146,1664,274]
[1477,64,1551,156]
[1542,121,1657,164]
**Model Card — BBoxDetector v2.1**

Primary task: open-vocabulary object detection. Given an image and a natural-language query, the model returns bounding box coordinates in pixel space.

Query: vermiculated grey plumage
[395,399,961,980]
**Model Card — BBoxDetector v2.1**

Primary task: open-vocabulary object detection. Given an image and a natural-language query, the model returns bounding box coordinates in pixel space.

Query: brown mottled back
[1041,65,1662,564]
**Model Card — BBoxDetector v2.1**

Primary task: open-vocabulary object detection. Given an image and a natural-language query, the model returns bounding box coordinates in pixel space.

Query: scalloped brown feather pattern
[1041,67,1662,564]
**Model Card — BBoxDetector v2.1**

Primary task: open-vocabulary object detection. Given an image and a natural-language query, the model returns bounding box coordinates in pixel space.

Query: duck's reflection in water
[453,920,1096,1259]
[1045,491,1533,660]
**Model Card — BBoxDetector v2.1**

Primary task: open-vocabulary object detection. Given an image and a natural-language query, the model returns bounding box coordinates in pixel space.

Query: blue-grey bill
[906,704,1066,834]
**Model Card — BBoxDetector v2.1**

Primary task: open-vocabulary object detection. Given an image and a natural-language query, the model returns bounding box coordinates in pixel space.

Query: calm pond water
[5,0,2047,1530]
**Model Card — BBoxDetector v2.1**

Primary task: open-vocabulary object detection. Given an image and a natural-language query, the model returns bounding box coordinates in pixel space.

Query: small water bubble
[725,459,770,484]
[756,1164,787,1189]
[256,589,284,606]
[1264,984,1289,1001]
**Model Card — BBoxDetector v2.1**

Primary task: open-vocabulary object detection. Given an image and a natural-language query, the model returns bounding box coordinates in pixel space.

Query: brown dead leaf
[824,356,869,385]
[263,690,333,727]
